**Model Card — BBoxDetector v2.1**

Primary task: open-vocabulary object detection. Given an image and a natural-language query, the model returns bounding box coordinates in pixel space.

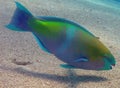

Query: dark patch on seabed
[11,59,33,65]
[0,65,108,88]
[13,68,107,88]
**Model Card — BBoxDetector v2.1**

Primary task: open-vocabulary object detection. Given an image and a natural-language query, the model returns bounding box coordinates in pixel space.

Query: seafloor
[0,0,120,88]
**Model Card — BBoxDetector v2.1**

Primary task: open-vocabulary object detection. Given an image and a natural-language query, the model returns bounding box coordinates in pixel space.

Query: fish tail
[5,1,33,31]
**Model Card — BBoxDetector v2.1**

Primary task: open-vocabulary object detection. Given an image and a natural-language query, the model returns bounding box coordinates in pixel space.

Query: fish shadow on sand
[12,67,108,88]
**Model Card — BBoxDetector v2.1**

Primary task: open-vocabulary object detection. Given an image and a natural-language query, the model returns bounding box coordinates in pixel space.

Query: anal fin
[32,33,50,53]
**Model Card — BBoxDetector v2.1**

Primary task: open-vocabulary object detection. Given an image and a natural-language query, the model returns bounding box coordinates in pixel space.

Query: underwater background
[0,0,120,88]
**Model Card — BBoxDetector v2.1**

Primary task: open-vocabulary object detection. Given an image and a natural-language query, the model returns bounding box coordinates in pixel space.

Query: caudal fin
[5,1,33,31]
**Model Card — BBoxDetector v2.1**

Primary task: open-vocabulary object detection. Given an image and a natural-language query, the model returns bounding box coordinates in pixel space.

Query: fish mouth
[110,64,115,69]
[102,54,116,70]
[112,64,115,66]
[110,65,113,69]
[106,58,116,70]
[99,58,115,70]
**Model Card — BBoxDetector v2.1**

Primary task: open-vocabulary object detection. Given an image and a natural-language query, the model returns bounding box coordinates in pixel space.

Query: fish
[5,2,116,70]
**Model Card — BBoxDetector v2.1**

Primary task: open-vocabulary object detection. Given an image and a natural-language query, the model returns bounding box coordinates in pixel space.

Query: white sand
[0,0,120,88]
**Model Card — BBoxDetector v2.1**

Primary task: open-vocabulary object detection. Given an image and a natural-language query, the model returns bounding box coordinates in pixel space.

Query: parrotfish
[6,2,116,70]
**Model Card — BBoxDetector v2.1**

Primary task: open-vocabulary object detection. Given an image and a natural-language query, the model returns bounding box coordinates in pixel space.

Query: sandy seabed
[0,0,120,88]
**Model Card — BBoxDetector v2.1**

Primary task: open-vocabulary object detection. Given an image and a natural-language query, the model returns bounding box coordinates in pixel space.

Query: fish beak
[110,66,112,69]
[112,64,115,66]
[110,63,115,69]
[99,56,115,70]
[104,53,116,65]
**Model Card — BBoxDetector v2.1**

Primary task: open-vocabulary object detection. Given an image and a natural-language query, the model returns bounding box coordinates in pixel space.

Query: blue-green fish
[6,2,116,70]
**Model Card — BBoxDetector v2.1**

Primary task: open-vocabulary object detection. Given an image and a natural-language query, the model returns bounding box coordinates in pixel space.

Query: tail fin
[5,1,33,31]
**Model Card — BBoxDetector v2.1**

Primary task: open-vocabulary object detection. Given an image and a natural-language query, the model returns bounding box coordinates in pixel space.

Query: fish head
[72,52,116,71]
[88,39,116,70]
[98,53,116,70]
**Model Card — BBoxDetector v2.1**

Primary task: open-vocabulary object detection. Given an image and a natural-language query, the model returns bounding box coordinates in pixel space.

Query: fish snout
[104,54,116,66]
[100,54,116,70]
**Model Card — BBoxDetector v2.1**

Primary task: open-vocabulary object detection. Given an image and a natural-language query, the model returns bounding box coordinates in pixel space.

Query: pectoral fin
[73,57,88,62]
[60,64,76,69]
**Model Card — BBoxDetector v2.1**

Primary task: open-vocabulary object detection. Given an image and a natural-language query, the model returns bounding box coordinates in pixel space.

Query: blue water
[87,0,120,9]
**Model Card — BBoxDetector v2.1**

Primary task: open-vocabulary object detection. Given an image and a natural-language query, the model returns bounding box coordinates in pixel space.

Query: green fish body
[6,2,116,70]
